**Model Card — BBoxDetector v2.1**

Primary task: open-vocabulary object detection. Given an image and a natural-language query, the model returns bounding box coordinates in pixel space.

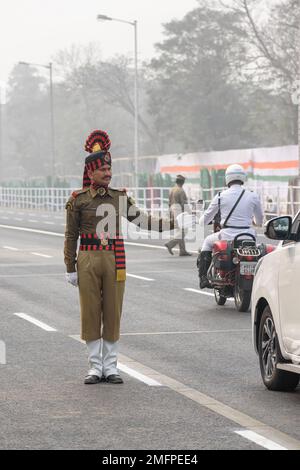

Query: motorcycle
[206,233,275,312]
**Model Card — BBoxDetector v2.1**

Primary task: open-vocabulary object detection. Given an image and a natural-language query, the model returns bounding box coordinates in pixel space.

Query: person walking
[164,175,191,256]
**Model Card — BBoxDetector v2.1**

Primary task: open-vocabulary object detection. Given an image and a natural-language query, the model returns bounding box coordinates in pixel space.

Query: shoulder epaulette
[110,187,135,204]
[109,187,127,193]
[66,187,89,210]
[71,187,90,199]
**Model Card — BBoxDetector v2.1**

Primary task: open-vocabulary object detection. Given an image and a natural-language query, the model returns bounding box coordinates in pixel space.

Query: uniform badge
[104,154,111,163]
[98,187,107,197]
[101,238,108,246]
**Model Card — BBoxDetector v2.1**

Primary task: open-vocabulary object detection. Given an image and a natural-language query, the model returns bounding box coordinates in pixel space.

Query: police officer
[64,130,174,384]
[197,164,264,289]
[165,175,191,256]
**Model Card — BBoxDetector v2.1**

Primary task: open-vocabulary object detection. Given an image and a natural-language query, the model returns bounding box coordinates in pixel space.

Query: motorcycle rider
[197,164,264,289]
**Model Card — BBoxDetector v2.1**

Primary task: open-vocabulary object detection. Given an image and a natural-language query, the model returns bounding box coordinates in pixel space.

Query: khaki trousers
[77,251,125,342]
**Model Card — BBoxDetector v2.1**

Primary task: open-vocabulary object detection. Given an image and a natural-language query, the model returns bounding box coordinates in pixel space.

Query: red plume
[84,130,111,153]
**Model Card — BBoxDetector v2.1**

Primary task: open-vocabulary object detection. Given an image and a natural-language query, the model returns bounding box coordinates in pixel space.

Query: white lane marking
[126,241,198,253]
[68,335,300,448]
[0,225,269,255]
[127,273,154,281]
[184,287,235,301]
[0,273,63,278]
[126,241,174,250]
[17,212,24,216]
[43,221,55,225]
[235,430,287,451]
[69,335,162,386]
[117,353,300,450]
[6,211,14,214]
[13,218,23,221]
[118,363,162,386]
[121,329,251,336]
[3,246,19,251]
[185,288,214,297]
[28,219,38,223]
[0,225,63,236]
[1,216,9,220]
[31,252,53,258]
[0,226,184,251]
[13,313,57,332]
[41,215,50,218]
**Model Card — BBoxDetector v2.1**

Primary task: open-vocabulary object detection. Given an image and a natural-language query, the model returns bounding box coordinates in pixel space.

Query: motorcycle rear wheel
[234,284,251,312]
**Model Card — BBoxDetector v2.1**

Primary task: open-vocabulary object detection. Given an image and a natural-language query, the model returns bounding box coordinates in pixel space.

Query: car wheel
[214,289,226,306]
[258,306,299,391]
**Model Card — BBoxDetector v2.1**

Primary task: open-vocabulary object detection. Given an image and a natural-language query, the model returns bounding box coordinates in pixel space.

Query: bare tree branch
[242,0,294,82]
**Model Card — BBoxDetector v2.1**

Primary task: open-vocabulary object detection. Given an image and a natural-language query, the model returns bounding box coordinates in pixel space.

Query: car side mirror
[264,216,292,240]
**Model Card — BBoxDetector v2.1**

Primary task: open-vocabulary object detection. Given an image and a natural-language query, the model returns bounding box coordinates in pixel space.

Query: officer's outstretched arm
[126,195,175,232]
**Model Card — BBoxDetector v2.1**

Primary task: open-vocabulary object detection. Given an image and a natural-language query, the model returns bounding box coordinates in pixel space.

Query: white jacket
[199,184,264,240]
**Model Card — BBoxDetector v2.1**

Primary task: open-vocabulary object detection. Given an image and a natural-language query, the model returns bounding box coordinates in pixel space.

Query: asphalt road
[0,207,298,450]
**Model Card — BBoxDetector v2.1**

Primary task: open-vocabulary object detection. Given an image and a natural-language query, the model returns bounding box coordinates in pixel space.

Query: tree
[54,45,159,162]
[220,0,299,141]
[148,6,256,152]
[148,0,298,153]
[5,64,51,178]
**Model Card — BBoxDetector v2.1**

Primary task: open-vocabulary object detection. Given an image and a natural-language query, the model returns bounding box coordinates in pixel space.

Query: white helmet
[225,164,246,186]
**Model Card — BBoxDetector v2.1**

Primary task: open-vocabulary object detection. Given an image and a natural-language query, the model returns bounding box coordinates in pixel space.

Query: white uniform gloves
[65,272,78,287]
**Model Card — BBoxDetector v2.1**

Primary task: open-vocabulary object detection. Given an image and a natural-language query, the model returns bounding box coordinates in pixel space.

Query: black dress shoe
[179,252,192,256]
[84,374,101,384]
[106,374,124,384]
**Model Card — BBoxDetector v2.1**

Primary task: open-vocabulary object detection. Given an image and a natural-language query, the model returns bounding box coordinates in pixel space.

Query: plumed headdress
[82,130,112,187]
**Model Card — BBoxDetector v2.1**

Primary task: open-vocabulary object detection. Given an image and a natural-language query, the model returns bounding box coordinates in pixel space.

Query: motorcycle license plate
[240,262,257,275]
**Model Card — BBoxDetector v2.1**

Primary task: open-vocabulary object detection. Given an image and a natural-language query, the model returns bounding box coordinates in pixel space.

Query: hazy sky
[0,0,199,86]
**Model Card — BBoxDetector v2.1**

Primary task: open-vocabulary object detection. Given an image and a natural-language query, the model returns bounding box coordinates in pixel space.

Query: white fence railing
[0,186,300,217]
[0,187,173,214]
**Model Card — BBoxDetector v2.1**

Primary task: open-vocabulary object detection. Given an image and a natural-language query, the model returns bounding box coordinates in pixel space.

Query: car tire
[258,306,299,391]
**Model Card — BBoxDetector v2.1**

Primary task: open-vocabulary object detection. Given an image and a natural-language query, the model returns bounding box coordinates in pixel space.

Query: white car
[252,214,300,391]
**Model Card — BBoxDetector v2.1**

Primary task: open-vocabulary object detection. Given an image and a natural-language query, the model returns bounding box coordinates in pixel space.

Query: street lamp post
[97,14,139,189]
[19,61,55,185]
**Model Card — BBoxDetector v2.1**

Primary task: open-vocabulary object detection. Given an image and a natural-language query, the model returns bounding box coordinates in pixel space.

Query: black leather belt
[80,233,115,250]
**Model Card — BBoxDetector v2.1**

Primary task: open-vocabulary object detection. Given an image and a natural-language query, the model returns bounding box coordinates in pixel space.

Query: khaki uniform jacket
[64,186,174,273]
[169,185,188,218]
